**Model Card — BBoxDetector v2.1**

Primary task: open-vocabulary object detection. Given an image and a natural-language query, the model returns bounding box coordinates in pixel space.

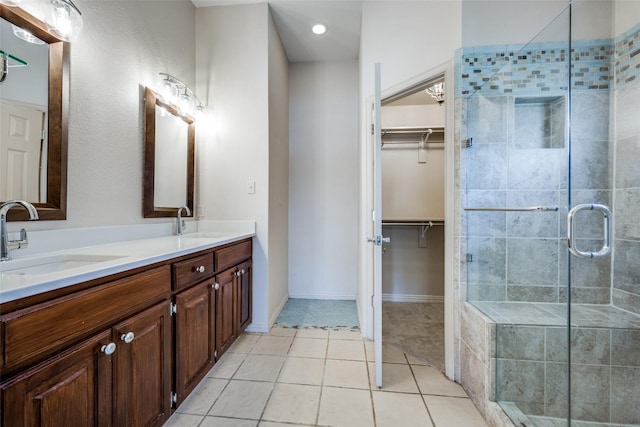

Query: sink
[0,254,125,276]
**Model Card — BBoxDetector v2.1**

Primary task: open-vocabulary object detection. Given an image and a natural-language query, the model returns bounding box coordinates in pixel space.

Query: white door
[371,63,388,388]
[0,100,45,201]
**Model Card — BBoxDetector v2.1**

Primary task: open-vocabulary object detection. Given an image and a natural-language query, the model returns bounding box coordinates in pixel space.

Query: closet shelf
[381,126,445,147]
[382,219,444,226]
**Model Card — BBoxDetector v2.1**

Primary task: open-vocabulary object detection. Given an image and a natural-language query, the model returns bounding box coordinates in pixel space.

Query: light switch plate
[248,180,256,194]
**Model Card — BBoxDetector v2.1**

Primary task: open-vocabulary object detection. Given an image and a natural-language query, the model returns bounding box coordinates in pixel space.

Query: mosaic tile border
[458,23,640,97]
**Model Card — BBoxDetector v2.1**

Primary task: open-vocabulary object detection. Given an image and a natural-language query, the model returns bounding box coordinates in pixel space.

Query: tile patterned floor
[166,328,488,427]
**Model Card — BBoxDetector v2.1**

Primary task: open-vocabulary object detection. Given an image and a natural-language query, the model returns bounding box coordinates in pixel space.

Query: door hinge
[371,123,374,135]
[371,295,374,307]
[171,392,177,407]
[41,129,46,140]
[170,302,177,316]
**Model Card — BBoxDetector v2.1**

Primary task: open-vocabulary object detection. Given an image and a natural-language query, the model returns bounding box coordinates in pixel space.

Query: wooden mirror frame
[1,5,68,221]
[143,86,195,218]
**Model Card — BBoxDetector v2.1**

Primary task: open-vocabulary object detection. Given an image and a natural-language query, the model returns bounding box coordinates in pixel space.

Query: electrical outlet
[247,180,255,194]
[197,204,206,217]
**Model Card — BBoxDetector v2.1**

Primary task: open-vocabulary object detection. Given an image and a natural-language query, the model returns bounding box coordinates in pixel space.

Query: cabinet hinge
[170,302,177,316]
[214,350,218,359]
[171,392,177,407]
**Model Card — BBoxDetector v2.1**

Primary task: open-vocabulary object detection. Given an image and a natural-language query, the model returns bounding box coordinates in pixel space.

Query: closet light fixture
[155,72,205,121]
[312,24,327,35]
[43,0,83,42]
[425,82,445,105]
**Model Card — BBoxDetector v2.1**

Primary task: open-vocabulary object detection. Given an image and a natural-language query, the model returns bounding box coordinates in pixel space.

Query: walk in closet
[380,78,445,370]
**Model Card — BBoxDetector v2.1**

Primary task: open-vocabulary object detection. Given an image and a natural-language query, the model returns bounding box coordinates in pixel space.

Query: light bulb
[12,25,45,45]
[44,0,83,42]
[157,78,178,104]
[312,24,327,35]
[178,93,196,118]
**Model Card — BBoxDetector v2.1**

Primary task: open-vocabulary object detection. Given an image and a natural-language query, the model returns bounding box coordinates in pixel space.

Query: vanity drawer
[215,240,252,272]
[173,252,215,291]
[1,265,170,370]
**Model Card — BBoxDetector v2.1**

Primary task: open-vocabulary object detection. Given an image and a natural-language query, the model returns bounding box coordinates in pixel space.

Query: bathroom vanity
[0,234,253,427]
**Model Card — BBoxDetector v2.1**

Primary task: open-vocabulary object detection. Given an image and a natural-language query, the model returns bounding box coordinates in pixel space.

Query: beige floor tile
[323,359,369,389]
[407,354,429,366]
[262,383,321,425]
[209,352,247,379]
[327,339,366,361]
[372,391,433,427]
[164,413,203,427]
[229,334,261,353]
[329,329,362,340]
[259,423,314,427]
[278,357,325,385]
[288,337,328,358]
[250,336,293,356]
[176,378,228,415]
[268,327,296,337]
[368,362,419,393]
[200,416,258,427]
[233,354,286,382]
[209,380,273,419]
[382,344,409,364]
[295,328,329,339]
[413,365,468,397]
[318,386,374,427]
[364,340,375,361]
[423,395,488,427]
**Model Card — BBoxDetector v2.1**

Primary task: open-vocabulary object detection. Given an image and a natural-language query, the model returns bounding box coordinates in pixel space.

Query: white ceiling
[191,0,363,63]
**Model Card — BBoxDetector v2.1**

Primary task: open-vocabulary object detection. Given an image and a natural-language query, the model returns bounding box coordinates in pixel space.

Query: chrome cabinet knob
[241,269,245,275]
[214,282,220,290]
[121,332,135,344]
[193,265,205,273]
[101,343,116,355]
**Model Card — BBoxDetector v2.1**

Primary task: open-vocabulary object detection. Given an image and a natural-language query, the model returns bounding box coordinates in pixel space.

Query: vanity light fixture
[11,24,45,44]
[312,24,327,35]
[156,72,204,121]
[43,0,83,42]
[425,81,445,105]
[0,0,83,42]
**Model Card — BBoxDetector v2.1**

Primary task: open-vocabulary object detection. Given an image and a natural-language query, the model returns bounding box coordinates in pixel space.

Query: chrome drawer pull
[193,265,205,273]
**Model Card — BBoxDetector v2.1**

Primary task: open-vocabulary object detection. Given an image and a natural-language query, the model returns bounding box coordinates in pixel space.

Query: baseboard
[244,322,269,333]
[288,292,356,300]
[382,294,444,303]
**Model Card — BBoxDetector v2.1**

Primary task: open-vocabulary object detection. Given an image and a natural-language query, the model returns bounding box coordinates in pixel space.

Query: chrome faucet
[176,205,191,236]
[1,200,39,261]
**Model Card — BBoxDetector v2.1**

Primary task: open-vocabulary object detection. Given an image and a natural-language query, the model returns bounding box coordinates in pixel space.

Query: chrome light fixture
[12,24,45,45]
[425,82,445,105]
[43,0,83,42]
[156,72,204,121]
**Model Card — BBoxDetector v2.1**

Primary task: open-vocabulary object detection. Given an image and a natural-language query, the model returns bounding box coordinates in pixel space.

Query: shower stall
[459,2,639,426]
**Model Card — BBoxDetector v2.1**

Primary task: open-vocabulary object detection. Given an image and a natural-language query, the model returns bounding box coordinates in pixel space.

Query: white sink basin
[0,254,125,276]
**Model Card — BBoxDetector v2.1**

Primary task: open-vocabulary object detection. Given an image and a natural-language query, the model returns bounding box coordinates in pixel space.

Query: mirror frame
[1,4,68,221]
[143,86,195,218]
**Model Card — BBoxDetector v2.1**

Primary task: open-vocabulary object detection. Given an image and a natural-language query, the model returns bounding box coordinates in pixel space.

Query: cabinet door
[215,267,237,359]
[113,301,171,427]
[1,330,113,427]
[236,260,252,333]
[175,279,215,405]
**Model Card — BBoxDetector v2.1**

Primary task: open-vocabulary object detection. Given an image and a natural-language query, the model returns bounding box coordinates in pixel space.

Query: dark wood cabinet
[174,278,215,405]
[215,266,237,359]
[237,260,252,332]
[1,330,113,427]
[113,301,172,427]
[0,238,252,427]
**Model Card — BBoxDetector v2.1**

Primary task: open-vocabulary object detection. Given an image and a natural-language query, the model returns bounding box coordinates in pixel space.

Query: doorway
[379,75,447,371]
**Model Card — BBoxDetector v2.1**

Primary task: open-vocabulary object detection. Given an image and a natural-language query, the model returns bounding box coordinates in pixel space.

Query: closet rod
[381,127,444,135]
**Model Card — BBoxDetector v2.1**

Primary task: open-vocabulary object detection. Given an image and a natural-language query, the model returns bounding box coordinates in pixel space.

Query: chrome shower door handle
[567,204,612,258]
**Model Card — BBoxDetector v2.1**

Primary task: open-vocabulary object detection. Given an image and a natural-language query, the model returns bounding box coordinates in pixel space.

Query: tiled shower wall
[460,25,640,306]
[612,24,640,316]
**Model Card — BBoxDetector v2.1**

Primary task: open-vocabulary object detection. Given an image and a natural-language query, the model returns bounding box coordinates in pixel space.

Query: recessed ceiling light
[312,24,327,35]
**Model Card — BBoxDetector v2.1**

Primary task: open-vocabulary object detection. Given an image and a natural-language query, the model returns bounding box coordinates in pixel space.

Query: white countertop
[0,222,255,304]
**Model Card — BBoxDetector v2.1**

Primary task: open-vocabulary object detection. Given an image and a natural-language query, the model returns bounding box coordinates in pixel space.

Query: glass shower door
[462,5,573,425]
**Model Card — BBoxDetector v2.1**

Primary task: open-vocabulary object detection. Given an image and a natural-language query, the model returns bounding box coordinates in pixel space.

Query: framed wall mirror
[0,4,68,221]
[143,86,194,218]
